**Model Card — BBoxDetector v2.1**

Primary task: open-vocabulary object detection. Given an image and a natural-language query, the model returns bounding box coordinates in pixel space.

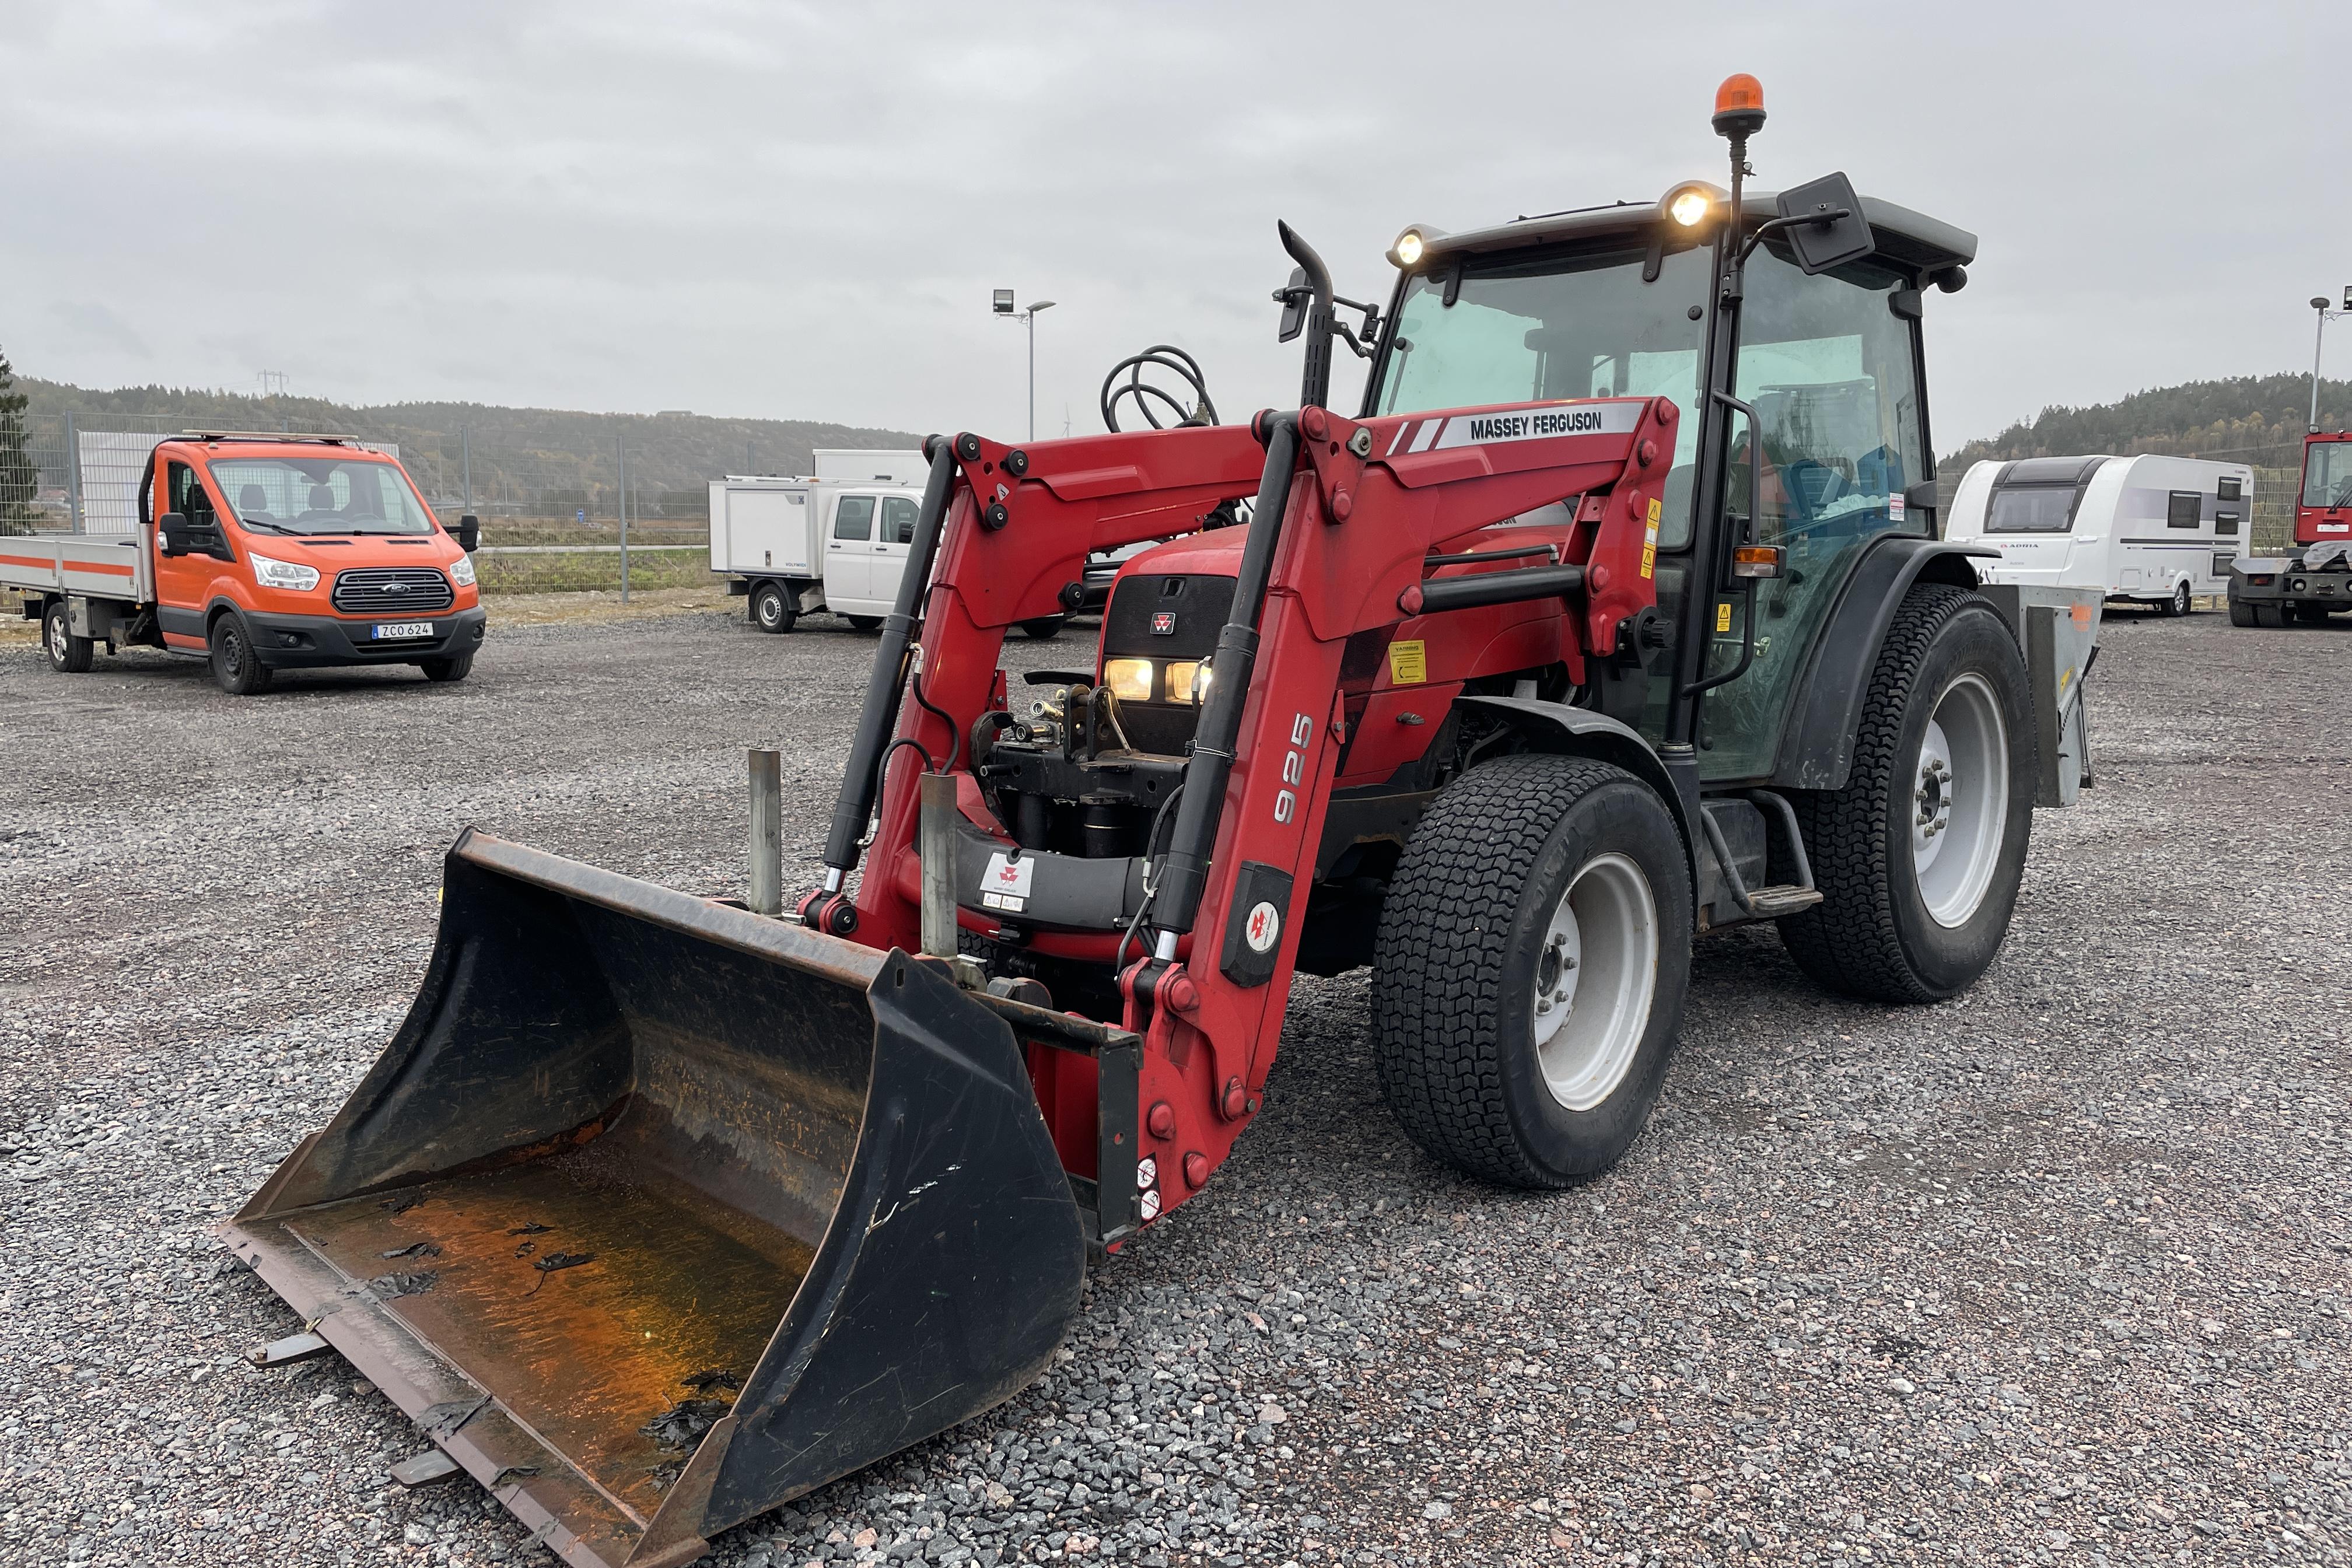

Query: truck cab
[2227,430,2352,625]
[13,432,486,692]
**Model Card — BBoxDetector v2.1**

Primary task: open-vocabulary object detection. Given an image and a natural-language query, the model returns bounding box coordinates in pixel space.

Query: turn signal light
[1732,545,1784,579]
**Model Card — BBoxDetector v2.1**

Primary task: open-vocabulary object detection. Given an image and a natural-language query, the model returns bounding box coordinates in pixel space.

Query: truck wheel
[2254,604,2288,628]
[43,601,94,674]
[1019,615,1068,641]
[1781,584,2034,1003]
[1371,754,1692,1188]
[419,654,473,682]
[2166,581,2192,617]
[2228,593,2257,627]
[751,582,794,634]
[844,615,883,632]
[208,612,275,695]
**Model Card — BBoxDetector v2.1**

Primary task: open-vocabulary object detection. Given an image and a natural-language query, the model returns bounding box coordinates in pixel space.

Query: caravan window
[2166,491,2202,529]
[1986,487,2078,533]
[2217,475,2242,502]
[2216,510,2240,537]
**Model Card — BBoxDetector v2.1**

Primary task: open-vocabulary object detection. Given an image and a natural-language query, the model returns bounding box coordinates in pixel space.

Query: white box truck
[1945,454,2253,616]
[710,461,1066,638]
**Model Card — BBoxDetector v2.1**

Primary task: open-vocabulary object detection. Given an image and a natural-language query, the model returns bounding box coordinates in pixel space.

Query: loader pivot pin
[1147,1101,1176,1139]
[1220,1077,1247,1121]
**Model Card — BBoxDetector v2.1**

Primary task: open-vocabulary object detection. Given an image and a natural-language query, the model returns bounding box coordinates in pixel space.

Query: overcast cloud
[5,0,2346,446]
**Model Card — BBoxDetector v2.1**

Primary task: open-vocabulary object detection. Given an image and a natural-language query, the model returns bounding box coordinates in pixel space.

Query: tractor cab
[1365,179,1973,780]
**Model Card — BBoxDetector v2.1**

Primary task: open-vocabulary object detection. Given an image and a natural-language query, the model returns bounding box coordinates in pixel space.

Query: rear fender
[1769,537,1997,791]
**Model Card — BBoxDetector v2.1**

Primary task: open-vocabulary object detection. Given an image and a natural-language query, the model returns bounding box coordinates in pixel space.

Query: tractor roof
[1416,190,1977,279]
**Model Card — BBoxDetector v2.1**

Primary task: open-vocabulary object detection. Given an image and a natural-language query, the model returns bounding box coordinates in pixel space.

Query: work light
[1669,188,1712,227]
[1393,230,1424,267]
[1101,657,1155,703]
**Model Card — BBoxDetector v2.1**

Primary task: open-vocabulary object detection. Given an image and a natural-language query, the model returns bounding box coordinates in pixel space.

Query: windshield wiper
[236,516,302,536]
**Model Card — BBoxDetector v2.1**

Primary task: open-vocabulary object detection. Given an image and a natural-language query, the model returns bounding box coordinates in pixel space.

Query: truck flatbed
[0,532,153,605]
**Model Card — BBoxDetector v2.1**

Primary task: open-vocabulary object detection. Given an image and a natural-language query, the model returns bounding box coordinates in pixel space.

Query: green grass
[476,550,723,596]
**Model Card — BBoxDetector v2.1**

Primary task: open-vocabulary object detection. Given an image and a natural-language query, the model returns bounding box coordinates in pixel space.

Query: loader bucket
[222,830,1086,1568]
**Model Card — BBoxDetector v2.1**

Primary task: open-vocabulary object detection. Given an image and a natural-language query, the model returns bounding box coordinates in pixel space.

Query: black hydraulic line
[821,439,960,880]
[1278,222,1336,410]
[1411,563,1586,615]
[1150,413,1300,945]
[1423,542,1557,568]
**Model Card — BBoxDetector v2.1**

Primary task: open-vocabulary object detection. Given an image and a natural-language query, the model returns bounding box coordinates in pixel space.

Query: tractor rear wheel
[1780,584,2034,1003]
[1371,754,1692,1188]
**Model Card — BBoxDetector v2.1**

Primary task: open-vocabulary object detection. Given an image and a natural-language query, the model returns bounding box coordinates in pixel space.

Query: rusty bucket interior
[224,831,1086,1568]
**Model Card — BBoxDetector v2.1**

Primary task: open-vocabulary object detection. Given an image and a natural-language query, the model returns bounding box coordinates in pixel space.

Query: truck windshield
[2303,441,2352,509]
[210,456,439,536]
[1373,239,1712,544]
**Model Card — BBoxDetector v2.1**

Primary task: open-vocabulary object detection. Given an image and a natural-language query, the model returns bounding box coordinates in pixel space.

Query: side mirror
[158,511,191,556]
[1275,266,1308,344]
[1773,172,1874,276]
[456,514,481,553]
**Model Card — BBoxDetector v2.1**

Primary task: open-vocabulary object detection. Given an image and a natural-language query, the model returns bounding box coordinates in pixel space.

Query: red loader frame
[802,394,1678,1237]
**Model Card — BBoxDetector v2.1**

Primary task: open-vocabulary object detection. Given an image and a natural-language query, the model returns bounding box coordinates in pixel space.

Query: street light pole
[2312,295,2345,433]
[994,292,1056,441]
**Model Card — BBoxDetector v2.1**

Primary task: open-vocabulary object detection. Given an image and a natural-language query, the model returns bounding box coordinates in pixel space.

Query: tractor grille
[331,566,454,615]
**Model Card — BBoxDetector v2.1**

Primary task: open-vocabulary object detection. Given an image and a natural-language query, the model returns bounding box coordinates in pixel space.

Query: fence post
[461,425,472,512]
[63,411,81,532]
[748,748,784,916]
[616,434,630,603]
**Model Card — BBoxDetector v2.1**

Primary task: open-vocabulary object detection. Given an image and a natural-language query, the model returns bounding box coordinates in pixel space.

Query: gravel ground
[2,603,2347,1568]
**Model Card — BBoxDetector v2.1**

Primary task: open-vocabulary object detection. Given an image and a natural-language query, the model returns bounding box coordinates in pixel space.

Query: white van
[709,470,1066,639]
[1946,454,2253,616]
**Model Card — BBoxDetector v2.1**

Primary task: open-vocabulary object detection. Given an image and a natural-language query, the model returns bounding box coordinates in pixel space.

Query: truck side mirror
[1773,172,1874,276]
[158,512,191,556]
[457,514,481,553]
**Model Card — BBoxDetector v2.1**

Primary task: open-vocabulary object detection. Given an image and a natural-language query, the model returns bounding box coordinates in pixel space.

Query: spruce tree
[0,346,39,533]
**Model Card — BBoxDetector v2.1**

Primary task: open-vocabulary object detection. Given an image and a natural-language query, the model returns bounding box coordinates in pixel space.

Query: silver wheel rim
[1910,672,2008,929]
[48,613,68,662]
[2175,583,2190,614]
[1531,852,1658,1112]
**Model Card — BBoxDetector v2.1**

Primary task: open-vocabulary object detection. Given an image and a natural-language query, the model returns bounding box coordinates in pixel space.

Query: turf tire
[1371,754,1692,1188]
[1779,584,2032,1003]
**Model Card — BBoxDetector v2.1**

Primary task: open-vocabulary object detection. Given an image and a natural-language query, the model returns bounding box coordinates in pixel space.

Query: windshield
[210,455,439,536]
[1375,240,1711,543]
[2303,440,2352,509]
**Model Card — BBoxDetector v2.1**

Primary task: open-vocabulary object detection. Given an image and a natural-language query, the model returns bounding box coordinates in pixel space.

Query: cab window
[834,495,876,541]
[169,460,218,523]
[881,496,918,544]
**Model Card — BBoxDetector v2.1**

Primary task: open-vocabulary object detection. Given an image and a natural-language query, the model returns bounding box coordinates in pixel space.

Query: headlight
[249,552,320,592]
[1166,660,1203,705]
[1101,657,1154,702]
[1394,229,1424,267]
[449,554,477,588]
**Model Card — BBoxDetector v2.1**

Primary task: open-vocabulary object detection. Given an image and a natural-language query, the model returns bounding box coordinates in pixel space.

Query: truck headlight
[449,554,477,588]
[1166,660,1203,705]
[1101,657,1154,703]
[249,552,320,592]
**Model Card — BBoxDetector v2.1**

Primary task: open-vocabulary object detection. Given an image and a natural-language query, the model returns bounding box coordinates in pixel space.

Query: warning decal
[1387,639,1427,685]
[1715,601,1734,634]
[980,851,1035,913]
[1640,497,1661,580]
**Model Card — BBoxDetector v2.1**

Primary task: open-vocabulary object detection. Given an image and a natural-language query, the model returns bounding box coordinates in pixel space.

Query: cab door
[871,494,919,608]
[1699,244,1929,781]
[152,455,235,649]
[822,493,878,608]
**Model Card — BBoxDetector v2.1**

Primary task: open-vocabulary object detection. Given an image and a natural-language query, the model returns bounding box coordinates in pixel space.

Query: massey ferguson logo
[1151,612,1177,635]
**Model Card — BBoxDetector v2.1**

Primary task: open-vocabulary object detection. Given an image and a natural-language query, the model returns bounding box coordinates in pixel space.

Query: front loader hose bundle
[1101,345,1217,432]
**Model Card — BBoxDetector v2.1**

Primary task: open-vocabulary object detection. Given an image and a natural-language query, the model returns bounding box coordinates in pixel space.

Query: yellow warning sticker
[1716,601,1734,633]
[1640,497,1661,580]
[1388,639,1427,685]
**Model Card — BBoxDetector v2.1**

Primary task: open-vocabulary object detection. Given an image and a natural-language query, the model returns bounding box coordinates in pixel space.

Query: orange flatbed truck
[3,432,485,694]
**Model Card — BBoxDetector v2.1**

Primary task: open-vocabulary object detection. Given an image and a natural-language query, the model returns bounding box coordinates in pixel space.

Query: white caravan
[1945,454,2253,615]
[709,463,1066,639]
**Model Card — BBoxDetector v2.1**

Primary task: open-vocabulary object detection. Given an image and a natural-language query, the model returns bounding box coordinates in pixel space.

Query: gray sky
[7,0,2346,448]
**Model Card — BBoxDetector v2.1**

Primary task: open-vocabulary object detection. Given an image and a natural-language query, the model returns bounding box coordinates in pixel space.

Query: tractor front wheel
[1780,584,2034,1003]
[1371,754,1692,1188]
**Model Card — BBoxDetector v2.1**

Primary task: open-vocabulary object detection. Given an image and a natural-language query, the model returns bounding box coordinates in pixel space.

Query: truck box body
[0,533,154,606]
[810,449,928,485]
[709,480,817,577]
[1947,453,2252,608]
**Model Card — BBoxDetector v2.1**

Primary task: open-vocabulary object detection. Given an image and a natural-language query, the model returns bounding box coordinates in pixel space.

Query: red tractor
[2230,428,2352,623]
[226,78,2100,1568]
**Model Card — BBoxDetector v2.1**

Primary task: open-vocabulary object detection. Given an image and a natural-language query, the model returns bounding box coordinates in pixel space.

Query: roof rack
[178,430,357,445]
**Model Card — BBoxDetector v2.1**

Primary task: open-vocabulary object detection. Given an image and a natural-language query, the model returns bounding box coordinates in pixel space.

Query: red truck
[2228,429,2352,624]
